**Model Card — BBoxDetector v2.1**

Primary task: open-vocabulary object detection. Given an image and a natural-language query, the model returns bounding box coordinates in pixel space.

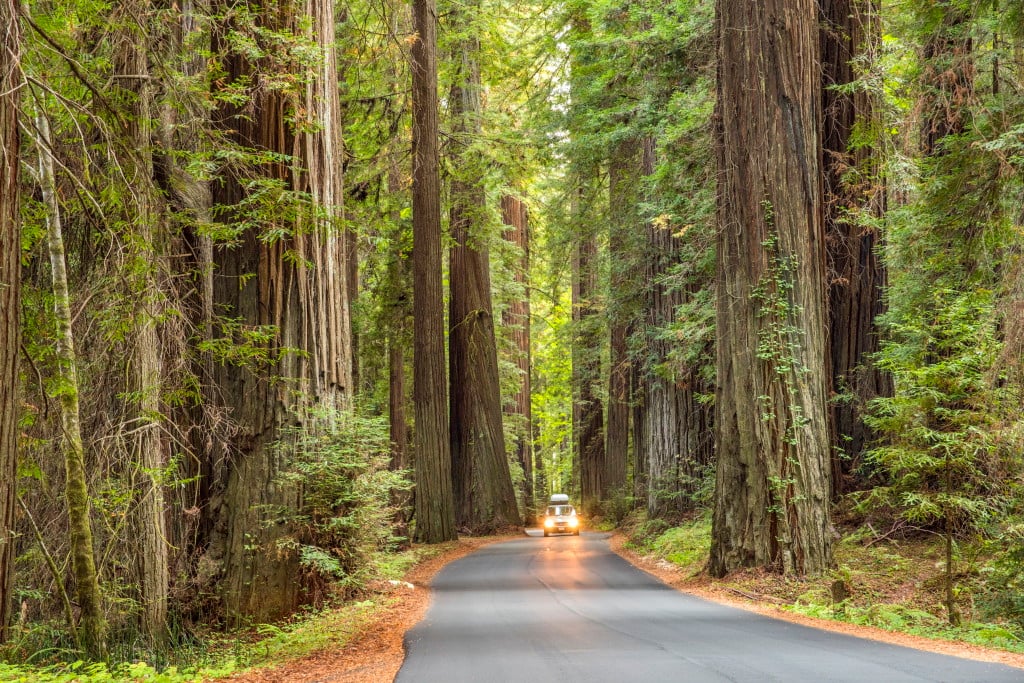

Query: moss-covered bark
[37,113,107,657]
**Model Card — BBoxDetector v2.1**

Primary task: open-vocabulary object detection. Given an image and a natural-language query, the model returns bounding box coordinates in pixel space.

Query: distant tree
[501,196,535,522]
[638,139,715,519]
[605,138,638,497]
[710,0,833,577]
[568,1,605,515]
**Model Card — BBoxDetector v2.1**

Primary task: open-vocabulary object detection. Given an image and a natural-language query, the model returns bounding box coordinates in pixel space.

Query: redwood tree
[710,0,833,577]
[112,16,169,642]
[638,140,714,519]
[605,139,638,497]
[568,1,605,515]
[0,0,20,643]
[411,0,456,543]
[448,1,519,533]
[821,0,890,493]
[211,0,353,623]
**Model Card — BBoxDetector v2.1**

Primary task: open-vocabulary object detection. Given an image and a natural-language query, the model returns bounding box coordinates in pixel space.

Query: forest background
[2,0,1024,678]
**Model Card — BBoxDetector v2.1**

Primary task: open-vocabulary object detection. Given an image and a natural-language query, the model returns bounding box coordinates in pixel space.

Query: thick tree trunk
[638,139,714,518]
[631,365,647,506]
[212,0,352,624]
[448,16,520,533]
[605,140,638,496]
[411,0,456,543]
[114,24,169,643]
[36,113,107,656]
[0,4,20,643]
[501,196,534,522]
[710,0,833,577]
[821,0,890,494]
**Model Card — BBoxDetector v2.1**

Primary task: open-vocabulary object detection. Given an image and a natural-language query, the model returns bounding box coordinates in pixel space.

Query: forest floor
[213,527,1024,682]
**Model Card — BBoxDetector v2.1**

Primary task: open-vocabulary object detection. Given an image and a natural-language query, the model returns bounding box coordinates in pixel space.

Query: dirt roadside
[607,533,1024,671]
[220,531,1024,682]
[217,535,518,683]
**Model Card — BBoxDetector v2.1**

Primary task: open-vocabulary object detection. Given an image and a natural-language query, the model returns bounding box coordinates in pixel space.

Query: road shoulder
[607,531,1024,671]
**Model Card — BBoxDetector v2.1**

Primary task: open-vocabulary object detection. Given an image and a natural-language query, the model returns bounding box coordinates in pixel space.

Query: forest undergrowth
[0,543,439,682]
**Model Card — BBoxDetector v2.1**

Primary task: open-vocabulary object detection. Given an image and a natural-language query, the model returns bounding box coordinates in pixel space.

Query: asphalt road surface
[396,531,1023,683]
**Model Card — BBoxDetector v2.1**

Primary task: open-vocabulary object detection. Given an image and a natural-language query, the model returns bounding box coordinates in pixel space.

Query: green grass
[625,513,712,574]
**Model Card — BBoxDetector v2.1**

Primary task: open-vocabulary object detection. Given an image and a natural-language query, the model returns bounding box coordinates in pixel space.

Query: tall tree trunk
[573,228,604,514]
[154,0,218,585]
[387,143,411,544]
[605,139,638,497]
[448,10,520,533]
[501,195,534,523]
[710,0,833,577]
[211,0,352,624]
[638,139,714,519]
[631,364,647,507]
[411,0,456,543]
[821,0,890,494]
[569,4,605,515]
[36,113,107,656]
[114,21,169,643]
[0,2,21,643]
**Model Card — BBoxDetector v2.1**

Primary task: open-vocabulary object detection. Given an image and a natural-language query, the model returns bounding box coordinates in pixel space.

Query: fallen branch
[726,587,786,605]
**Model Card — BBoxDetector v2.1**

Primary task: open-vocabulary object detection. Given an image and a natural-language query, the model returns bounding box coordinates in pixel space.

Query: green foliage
[276,408,412,596]
[0,661,201,682]
[648,516,712,571]
[599,485,635,526]
[863,289,1004,531]
[979,525,1024,631]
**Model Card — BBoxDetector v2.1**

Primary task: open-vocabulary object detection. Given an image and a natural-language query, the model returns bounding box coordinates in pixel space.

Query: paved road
[396,531,1023,683]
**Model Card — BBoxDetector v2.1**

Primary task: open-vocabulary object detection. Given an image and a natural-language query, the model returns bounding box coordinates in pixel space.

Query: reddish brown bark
[0,1,21,643]
[636,139,714,518]
[710,0,833,577]
[568,8,605,516]
[211,0,353,623]
[605,140,637,496]
[821,0,890,493]
[448,13,519,533]
[411,0,456,543]
[574,227,604,515]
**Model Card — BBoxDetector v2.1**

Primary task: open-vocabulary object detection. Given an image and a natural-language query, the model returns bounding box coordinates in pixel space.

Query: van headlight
[544,518,554,528]
[568,517,579,528]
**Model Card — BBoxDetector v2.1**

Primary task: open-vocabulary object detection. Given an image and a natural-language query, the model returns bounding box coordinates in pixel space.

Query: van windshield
[546,506,574,516]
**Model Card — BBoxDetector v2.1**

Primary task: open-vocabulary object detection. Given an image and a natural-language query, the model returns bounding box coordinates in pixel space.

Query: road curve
[396,531,1023,683]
